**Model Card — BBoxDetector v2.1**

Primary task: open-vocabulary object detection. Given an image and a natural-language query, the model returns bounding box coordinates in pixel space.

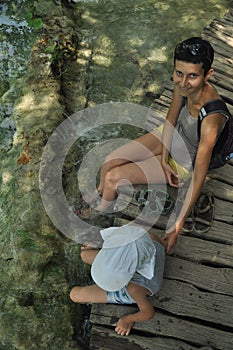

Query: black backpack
[197,96,233,170]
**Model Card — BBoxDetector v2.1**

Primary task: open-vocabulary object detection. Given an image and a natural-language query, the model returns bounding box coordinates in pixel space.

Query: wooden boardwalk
[89,9,233,350]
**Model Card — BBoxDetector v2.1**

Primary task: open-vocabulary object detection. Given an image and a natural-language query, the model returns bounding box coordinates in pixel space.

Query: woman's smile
[173,60,205,96]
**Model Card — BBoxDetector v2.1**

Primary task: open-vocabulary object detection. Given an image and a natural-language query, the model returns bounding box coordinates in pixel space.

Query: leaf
[32,18,43,30]
[25,12,43,30]
[25,12,33,22]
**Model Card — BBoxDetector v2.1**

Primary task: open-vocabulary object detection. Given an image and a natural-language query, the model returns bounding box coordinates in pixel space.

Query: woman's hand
[162,220,183,255]
[161,231,177,255]
[162,162,179,188]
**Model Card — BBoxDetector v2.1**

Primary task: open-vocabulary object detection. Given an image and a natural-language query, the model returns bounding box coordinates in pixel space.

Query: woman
[81,37,229,254]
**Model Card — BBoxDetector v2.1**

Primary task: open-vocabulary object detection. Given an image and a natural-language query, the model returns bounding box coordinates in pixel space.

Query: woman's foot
[77,207,100,219]
[82,189,102,207]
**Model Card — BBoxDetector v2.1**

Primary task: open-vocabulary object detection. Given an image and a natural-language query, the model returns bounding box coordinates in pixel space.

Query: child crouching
[70,225,166,336]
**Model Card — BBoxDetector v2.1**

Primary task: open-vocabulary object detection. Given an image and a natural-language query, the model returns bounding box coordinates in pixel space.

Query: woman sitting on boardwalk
[80,37,231,255]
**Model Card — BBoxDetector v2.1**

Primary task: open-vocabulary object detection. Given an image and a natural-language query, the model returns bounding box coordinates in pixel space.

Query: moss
[0,293,75,350]
[0,1,88,348]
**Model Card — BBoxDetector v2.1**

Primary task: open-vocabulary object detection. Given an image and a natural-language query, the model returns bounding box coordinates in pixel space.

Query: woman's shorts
[156,124,191,182]
[107,286,136,304]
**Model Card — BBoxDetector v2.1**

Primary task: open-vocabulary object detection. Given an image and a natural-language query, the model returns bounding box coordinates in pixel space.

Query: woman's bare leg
[98,130,163,194]
[93,130,164,211]
[97,154,166,211]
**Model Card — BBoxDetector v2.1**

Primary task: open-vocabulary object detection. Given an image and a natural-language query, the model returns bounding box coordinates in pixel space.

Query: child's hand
[115,316,134,336]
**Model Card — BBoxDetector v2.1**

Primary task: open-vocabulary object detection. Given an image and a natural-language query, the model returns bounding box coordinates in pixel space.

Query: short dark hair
[174,37,214,76]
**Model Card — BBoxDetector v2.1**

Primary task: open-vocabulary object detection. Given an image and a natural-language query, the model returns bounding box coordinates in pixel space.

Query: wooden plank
[159,79,174,92]
[91,305,233,350]
[224,8,233,22]
[203,22,233,44]
[164,256,233,296]
[213,197,233,220]
[175,235,233,267]
[145,108,166,130]
[212,59,233,79]
[202,31,233,59]
[203,177,233,201]
[160,88,173,99]
[148,101,169,114]
[201,34,233,57]
[153,279,233,327]
[204,24,233,46]
[210,72,233,92]
[214,51,233,67]
[190,220,233,244]
[208,164,233,185]
[90,325,199,350]
[149,99,170,113]
[210,18,233,36]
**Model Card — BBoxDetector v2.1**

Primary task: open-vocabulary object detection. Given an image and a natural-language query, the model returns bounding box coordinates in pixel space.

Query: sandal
[193,192,215,234]
[151,190,174,215]
[182,208,195,233]
[134,189,150,204]
[135,189,174,215]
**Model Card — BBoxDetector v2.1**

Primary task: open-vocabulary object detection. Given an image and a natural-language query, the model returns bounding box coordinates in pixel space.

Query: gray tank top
[170,105,198,170]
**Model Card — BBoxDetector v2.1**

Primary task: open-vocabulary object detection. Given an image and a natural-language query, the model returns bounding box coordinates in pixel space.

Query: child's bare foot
[115,316,134,336]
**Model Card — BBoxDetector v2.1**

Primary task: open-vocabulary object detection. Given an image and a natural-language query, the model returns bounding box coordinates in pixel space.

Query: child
[70,225,166,336]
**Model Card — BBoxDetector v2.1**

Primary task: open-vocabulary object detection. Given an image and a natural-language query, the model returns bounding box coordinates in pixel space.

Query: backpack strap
[220,94,233,106]
[198,99,231,139]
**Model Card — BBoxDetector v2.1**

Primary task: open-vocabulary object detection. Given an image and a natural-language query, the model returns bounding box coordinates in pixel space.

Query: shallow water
[1,0,232,116]
[0,0,37,119]
[77,0,233,105]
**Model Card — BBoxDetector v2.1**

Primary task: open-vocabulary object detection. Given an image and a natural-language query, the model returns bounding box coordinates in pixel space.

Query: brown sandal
[194,192,215,234]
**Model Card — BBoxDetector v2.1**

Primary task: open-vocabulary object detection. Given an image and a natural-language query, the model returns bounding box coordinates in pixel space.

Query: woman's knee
[104,167,121,189]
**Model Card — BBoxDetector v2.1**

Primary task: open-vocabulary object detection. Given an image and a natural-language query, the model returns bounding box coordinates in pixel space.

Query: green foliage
[25,12,43,30]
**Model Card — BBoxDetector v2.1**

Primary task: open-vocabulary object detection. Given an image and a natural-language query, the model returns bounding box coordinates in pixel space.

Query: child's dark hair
[174,37,214,76]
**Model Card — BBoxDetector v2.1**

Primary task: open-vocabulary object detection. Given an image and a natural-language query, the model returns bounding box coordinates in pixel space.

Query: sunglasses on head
[175,43,211,63]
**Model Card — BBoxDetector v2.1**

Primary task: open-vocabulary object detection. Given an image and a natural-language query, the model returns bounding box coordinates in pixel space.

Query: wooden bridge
[89,9,233,350]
